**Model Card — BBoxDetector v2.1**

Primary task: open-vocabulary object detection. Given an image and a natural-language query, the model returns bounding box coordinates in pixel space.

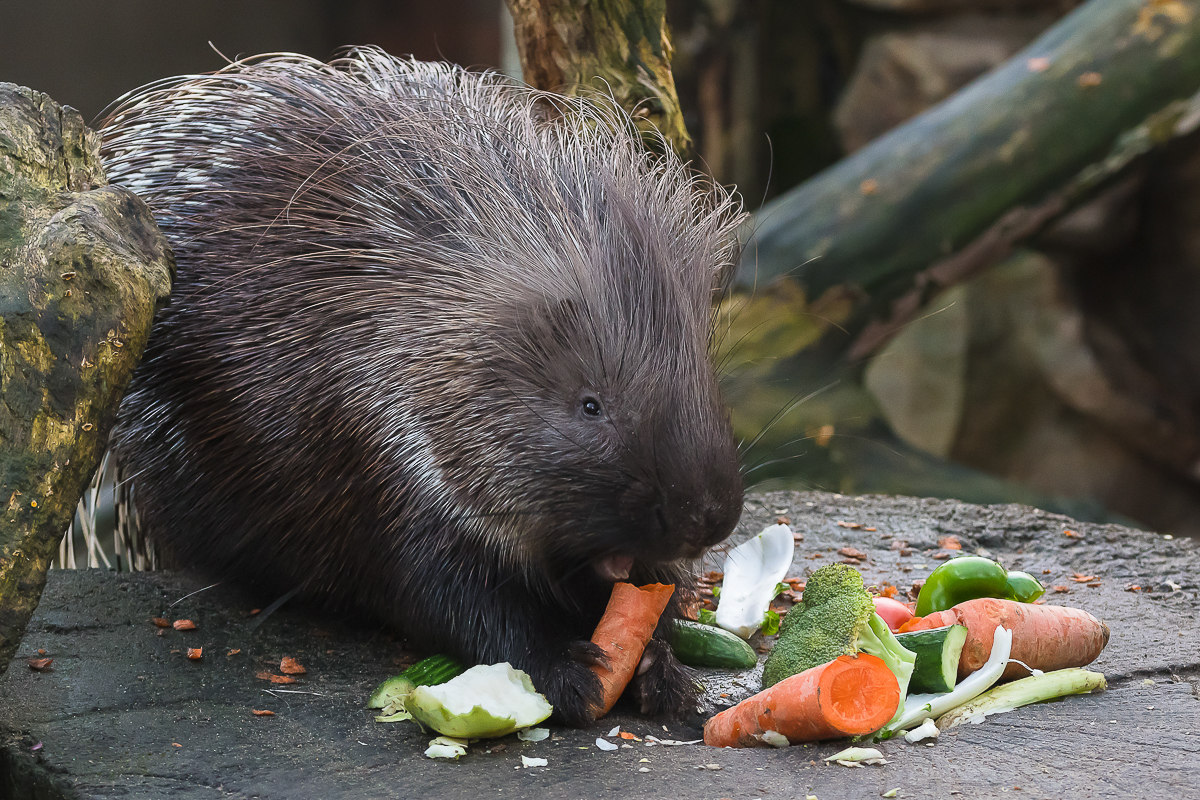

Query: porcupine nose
[680,497,741,557]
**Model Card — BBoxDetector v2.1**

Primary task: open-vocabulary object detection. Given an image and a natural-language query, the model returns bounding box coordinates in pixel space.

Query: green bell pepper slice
[1003,570,1046,604]
[915,556,1044,616]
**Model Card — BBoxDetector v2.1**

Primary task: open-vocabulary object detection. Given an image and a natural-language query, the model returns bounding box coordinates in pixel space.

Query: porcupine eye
[579,395,604,419]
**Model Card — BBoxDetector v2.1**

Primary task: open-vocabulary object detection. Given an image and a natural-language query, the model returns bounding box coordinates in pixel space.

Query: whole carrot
[588,582,675,718]
[703,654,899,748]
[910,597,1109,681]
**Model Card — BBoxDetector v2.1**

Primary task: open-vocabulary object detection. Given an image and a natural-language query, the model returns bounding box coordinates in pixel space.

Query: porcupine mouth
[594,554,635,582]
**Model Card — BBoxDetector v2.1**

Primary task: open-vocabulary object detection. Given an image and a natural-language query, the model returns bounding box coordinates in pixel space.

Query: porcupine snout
[615,405,743,563]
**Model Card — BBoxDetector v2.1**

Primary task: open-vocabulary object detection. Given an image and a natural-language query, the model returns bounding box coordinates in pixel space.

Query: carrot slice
[909,597,1109,680]
[703,653,898,747]
[588,582,675,719]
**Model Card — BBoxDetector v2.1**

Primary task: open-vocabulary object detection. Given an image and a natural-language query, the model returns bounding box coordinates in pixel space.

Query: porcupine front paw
[527,640,607,727]
[629,638,700,717]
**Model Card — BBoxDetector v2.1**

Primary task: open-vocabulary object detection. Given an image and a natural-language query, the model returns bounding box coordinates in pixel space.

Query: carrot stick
[909,597,1109,681]
[588,582,675,718]
[703,654,898,748]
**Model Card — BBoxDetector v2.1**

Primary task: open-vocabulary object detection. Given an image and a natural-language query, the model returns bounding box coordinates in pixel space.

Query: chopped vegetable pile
[699,536,1111,748]
[365,523,1113,763]
[761,564,916,726]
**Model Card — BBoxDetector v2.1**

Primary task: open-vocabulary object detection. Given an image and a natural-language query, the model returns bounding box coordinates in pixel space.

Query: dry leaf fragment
[932,552,952,560]
[187,648,203,660]
[1125,585,1142,592]
[1070,573,1098,583]
[252,709,276,717]
[1063,530,1082,539]
[775,516,791,525]
[938,535,962,550]
[152,618,171,628]
[172,743,182,748]
[280,656,307,675]
[37,648,46,655]
[27,658,53,670]
[864,527,877,532]
[836,521,862,530]
[878,583,898,598]
[838,547,867,560]
[1052,585,1071,594]
[256,671,298,684]
[227,649,242,656]
[173,619,197,631]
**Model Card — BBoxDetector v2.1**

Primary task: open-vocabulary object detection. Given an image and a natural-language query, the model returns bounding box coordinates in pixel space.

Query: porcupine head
[100,50,746,725]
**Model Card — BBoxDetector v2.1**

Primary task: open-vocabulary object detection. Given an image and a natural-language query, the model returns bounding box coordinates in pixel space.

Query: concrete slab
[2,491,1197,799]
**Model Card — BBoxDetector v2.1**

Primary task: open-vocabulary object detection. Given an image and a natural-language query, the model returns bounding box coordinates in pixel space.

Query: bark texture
[505,0,691,154]
[0,83,172,672]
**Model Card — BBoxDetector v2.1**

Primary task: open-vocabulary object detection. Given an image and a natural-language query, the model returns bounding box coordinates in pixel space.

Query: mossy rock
[0,82,173,671]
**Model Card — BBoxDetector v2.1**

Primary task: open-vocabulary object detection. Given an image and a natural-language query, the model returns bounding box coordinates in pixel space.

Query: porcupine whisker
[737,380,841,461]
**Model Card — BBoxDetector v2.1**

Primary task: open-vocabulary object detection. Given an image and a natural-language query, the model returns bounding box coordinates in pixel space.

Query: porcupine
[99,48,745,725]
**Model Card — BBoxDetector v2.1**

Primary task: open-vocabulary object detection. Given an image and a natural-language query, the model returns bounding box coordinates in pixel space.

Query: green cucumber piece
[367,654,465,709]
[401,654,465,687]
[670,620,758,669]
[895,624,968,694]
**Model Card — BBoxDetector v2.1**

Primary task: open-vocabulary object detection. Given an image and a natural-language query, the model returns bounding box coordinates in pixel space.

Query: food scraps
[280,656,306,674]
[256,672,297,684]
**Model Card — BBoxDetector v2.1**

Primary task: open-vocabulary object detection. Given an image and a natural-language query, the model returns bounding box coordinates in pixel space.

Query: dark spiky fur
[100,49,745,725]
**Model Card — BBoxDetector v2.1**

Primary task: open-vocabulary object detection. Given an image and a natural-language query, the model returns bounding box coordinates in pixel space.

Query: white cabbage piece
[408,663,553,739]
[714,523,796,639]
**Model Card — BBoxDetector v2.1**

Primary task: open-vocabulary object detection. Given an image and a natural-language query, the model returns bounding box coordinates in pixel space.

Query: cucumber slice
[367,654,466,709]
[895,624,968,694]
[670,619,758,669]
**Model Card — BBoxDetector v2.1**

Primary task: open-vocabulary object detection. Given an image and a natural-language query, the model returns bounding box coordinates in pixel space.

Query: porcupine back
[100,48,746,723]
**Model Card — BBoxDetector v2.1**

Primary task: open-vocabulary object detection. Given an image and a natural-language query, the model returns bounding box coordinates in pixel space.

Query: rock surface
[834,17,1051,154]
[1,490,1197,799]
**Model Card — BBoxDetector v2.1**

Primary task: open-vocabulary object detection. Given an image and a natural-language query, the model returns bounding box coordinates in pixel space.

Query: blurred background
[9,0,1200,542]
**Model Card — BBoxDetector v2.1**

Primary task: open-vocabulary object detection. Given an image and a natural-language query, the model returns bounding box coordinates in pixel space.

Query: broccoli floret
[762,565,916,727]
[762,564,874,687]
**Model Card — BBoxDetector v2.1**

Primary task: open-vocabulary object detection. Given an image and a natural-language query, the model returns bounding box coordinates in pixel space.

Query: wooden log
[505,0,691,155]
[739,0,1200,334]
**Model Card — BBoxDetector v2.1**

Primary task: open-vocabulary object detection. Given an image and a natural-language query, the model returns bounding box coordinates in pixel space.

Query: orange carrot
[588,582,675,718]
[909,597,1109,681]
[896,615,926,634]
[703,654,898,748]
